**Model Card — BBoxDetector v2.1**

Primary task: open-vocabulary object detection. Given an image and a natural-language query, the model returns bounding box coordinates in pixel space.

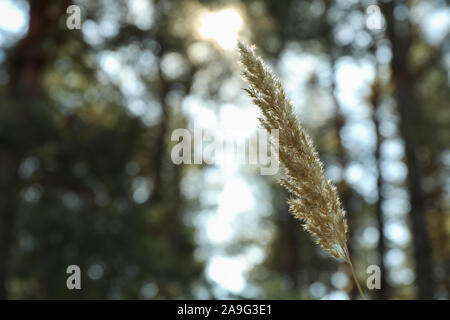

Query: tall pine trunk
[0,156,19,299]
[370,67,390,299]
[0,0,70,299]
[380,0,434,299]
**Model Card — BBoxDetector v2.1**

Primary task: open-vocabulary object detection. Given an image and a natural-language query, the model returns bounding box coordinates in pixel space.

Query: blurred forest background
[0,0,449,299]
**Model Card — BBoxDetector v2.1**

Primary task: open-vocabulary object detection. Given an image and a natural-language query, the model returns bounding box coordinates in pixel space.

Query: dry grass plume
[238,42,365,299]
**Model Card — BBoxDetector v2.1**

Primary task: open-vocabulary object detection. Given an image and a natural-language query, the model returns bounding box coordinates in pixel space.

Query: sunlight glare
[0,0,28,33]
[198,9,243,50]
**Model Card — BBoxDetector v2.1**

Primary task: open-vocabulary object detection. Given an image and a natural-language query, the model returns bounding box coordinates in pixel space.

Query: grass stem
[347,259,366,300]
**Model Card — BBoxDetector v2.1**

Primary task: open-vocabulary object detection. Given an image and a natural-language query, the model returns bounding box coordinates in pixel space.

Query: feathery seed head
[238,42,349,261]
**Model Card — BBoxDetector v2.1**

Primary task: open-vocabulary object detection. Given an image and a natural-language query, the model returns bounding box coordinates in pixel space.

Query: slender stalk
[345,252,366,300]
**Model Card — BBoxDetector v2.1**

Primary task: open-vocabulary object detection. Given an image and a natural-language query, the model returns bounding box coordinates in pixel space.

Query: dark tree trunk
[0,0,69,299]
[277,196,301,294]
[285,205,301,292]
[149,44,170,204]
[370,71,390,299]
[425,150,449,298]
[380,0,434,299]
[0,155,19,299]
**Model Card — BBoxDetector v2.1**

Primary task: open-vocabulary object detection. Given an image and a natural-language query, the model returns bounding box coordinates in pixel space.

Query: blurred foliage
[0,0,205,299]
[0,0,448,300]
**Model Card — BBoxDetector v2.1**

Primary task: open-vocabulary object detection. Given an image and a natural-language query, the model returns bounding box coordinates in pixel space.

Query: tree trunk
[149,43,170,204]
[370,70,390,299]
[276,193,301,294]
[380,0,434,299]
[0,155,19,299]
[0,0,69,299]
[285,204,301,292]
